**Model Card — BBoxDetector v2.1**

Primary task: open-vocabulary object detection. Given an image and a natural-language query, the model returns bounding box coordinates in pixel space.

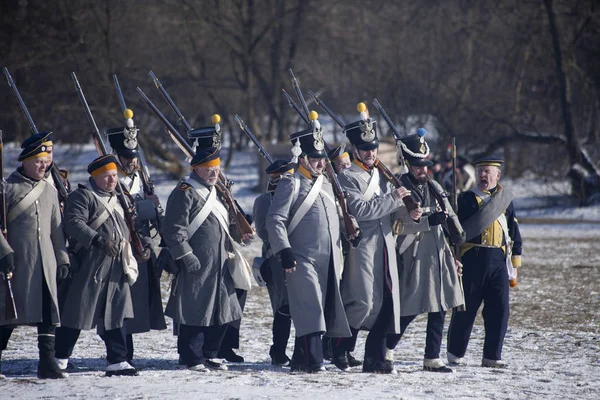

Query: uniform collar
[352,158,372,171]
[298,165,313,179]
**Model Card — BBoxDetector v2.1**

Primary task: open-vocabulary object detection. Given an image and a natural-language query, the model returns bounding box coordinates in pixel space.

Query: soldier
[163,146,250,373]
[54,155,139,377]
[20,131,71,195]
[252,159,296,366]
[0,142,69,379]
[266,114,351,373]
[330,104,411,373]
[446,156,522,368]
[386,131,465,373]
[107,121,167,365]
[328,144,352,172]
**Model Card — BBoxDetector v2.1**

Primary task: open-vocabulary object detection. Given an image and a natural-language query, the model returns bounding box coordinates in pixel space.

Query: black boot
[347,351,363,367]
[269,345,290,366]
[37,335,67,379]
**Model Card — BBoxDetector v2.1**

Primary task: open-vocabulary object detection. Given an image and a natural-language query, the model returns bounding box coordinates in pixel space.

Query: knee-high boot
[37,335,67,379]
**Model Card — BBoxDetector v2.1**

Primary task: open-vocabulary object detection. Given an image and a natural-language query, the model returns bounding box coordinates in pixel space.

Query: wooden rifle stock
[374,160,418,211]
[0,130,18,320]
[72,73,150,262]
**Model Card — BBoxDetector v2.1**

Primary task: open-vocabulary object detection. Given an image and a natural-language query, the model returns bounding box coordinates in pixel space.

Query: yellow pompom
[123,109,134,119]
[211,114,221,124]
[357,102,367,113]
[309,110,319,121]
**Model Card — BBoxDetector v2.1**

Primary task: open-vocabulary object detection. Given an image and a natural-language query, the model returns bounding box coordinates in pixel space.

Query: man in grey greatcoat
[54,155,139,377]
[253,159,296,366]
[266,113,351,373]
[163,146,251,373]
[330,104,412,373]
[107,123,166,365]
[386,131,465,373]
[0,142,70,379]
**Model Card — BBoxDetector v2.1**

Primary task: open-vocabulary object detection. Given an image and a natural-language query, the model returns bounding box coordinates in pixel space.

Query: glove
[93,233,121,258]
[179,253,201,273]
[427,211,448,226]
[278,248,296,270]
[0,253,15,276]
[57,264,70,281]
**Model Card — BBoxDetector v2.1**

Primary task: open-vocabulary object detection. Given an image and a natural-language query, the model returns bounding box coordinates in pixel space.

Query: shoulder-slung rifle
[0,130,18,320]
[308,91,418,212]
[71,72,150,261]
[3,68,70,203]
[284,70,361,247]
[136,87,254,239]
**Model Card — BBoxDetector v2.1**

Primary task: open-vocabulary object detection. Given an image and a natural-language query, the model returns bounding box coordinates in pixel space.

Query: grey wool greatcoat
[0,169,69,326]
[266,170,351,339]
[394,179,465,316]
[253,191,287,313]
[337,163,403,333]
[60,179,134,332]
[162,173,242,327]
[119,170,166,334]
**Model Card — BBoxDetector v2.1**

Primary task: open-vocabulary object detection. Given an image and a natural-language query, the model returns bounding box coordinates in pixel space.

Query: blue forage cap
[265,159,295,175]
[20,132,53,149]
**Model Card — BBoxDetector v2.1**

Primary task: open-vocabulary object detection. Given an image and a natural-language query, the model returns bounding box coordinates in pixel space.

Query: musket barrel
[234,115,275,164]
[281,89,309,124]
[3,68,39,134]
[113,75,128,113]
[288,69,310,118]
[307,90,345,128]
[148,71,193,131]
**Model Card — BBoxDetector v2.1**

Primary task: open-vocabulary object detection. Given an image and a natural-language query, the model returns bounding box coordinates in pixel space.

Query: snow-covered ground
[1,143,599,399]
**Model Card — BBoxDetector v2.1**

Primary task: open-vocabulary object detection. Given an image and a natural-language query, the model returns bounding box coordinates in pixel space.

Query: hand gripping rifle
[0,130,18,320]
[3,68,70,204]
[308,91,418,212]
[71,72,150,261]
[135,87,254,240]
[371,98,465,247]
[113,74,156,197]
[284,70,361,246]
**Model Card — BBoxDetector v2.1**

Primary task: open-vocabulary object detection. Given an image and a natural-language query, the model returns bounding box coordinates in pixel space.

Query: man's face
[356,147,378,167]
[22,157,50,180]
[119,155,139,175]
[410,165,428,184]
[301,156,325,176]
[334,155,351,171]
[45,145,54,164]
[476,165,501,191]
[93,169,119,192]
[194,165,221,186]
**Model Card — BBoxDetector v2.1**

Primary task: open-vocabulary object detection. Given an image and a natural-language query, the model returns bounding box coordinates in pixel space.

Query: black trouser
[219,289,247,353]
[270,305,291,357]
[55,325,128,365]
[178,324,229,368]
[291,332,323,367]
[386,311,446,359]
[1,278,56,351]
[363,294,394,363]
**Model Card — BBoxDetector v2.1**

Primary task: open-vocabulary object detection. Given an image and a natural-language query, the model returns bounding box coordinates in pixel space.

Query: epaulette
[178,182,193,191]
[59,169,69,180]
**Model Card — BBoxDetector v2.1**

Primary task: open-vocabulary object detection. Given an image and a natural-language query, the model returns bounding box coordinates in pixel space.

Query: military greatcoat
[0,169,69,326]
[162,173,242,327]
[60,179,134,331]
[394,178,465,316]
[337,162,403,332]
[266,170,350,339]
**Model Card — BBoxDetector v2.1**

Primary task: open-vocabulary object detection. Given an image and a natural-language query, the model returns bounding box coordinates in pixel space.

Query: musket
[0,130,18,320]
[234,115,275,164]
[147,71,234,189]
[136,87,254,240]
[284,70,361,246]
[451,137,466,311]
[309,90,418,212]
[113,74,156,197]
[371,98,465,245]
[71,72,150,261]
[3,67,70,203]
[281,89,309,125]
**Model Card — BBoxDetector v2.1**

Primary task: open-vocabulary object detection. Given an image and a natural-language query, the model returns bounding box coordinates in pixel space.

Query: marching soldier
[331,104,411,373]
[0,142,69,379]
[163,145,250,372]
[253,159,296,366]
[446,156,522,368]
[107,117,167,365]
[328,144,352,172]
[386,131,465,373]
[54,155,139,377]
[20,132,71,196]
[266,114,351,373]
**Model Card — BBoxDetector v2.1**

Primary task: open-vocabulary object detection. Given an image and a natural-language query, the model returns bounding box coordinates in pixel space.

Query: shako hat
[106,108,139,159]
[289,110,327,161]
[344,102,379,150]
[398,128,432,167]
[188,114,222,151]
